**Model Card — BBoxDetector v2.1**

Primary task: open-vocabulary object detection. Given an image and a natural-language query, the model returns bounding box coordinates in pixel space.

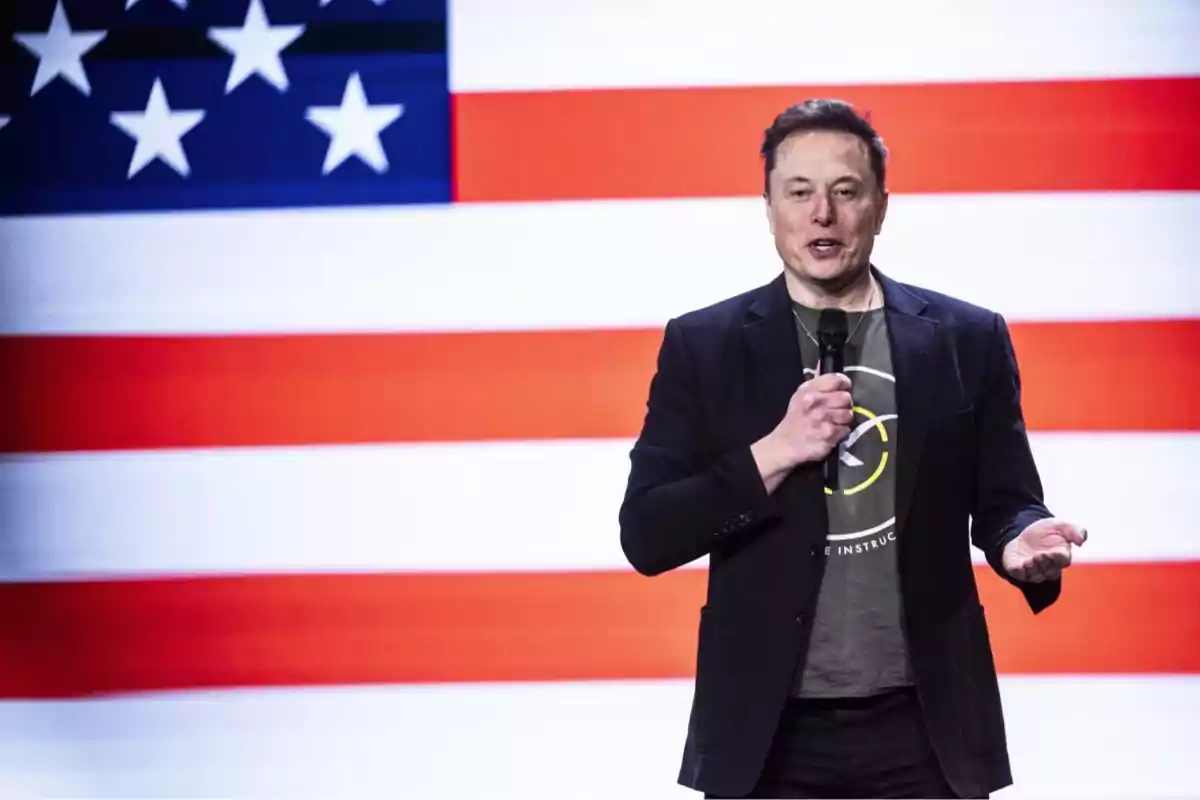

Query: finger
[1037,561,1062,581]
[828,408,854,426]
[809,373,853,393]
[1040,548,1070,568]
[823,421,850,442]
[1061,523,1088,547]
[1022,553,1053,582]
[1031,552,1066,578]
[830,390,853,409]
[812,391,852,410]
[1032,551,1067,580]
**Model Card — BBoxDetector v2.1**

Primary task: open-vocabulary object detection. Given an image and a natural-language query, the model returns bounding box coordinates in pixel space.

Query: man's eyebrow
[782,175,863,185]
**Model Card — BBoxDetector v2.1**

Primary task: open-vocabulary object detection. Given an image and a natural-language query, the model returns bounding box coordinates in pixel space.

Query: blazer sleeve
[970,312,1060,613]
[619,318,780,576]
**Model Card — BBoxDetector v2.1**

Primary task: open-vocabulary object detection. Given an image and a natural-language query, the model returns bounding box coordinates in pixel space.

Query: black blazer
[619,268,1061,799]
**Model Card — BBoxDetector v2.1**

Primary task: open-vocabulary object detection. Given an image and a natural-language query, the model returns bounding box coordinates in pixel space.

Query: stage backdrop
[2,0,1198,796]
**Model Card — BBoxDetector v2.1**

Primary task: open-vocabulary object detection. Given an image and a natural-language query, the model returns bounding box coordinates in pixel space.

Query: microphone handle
[819,347,844,490]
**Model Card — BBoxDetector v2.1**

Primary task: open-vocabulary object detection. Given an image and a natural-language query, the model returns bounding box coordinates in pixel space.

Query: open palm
[1002,518,1088,583]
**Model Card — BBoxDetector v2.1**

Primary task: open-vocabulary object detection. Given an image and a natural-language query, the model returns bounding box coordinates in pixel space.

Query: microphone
[817,309,849,491]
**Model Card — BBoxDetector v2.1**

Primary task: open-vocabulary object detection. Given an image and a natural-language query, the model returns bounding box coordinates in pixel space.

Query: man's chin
[788,259,864,288]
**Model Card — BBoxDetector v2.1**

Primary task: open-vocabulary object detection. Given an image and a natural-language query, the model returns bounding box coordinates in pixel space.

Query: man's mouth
[807,238,845,258]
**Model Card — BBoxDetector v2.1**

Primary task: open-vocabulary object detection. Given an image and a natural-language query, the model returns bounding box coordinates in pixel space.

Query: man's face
[764,130,888,290]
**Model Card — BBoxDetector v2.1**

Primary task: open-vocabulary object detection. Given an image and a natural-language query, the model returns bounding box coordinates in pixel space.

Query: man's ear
[875,189,889,234]
[764,190,776,236]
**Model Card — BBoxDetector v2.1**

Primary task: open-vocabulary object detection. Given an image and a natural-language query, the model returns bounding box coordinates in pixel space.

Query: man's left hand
[1002,518,1088,583]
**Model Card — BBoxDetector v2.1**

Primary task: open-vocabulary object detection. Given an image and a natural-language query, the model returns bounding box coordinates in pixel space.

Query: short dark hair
[760,98,888,195]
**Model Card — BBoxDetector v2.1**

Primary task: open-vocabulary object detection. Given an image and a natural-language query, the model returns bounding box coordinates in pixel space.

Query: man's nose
[811,192,835,226]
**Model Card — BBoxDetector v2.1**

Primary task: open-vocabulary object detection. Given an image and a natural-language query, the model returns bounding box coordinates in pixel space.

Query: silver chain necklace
[791,279,878,348]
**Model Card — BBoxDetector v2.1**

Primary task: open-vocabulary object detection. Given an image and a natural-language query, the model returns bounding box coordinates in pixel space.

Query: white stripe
[450,0,1200,92]
[3,676,1199,797]
[3,433,1194,580]
[2,192,1197,335]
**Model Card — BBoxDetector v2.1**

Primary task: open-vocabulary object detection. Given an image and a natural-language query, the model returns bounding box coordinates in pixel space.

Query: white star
[305,72,403,175]
[319,0,387,6]
[110,78,205,178]
[208,0,305,94]
[0,116,9,131]
[126,0,187,9]
[12,1,107,96]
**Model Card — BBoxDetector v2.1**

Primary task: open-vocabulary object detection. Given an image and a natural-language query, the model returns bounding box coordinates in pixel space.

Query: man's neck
[785,265,880,312]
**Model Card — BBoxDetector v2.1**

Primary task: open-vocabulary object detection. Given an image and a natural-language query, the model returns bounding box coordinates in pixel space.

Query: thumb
[1054,520,1088,546]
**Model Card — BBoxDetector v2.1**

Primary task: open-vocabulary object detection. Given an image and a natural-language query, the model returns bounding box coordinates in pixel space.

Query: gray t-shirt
[789,302,913,698]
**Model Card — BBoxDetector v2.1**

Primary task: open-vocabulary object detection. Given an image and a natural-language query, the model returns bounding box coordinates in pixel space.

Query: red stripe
[453,77,1200,202]
[3,563,1197,698]
[1008,319,1200,432]
[2,320,1195,453]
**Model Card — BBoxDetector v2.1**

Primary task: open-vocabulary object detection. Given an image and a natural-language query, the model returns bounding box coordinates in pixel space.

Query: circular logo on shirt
[829,404,897,499]
[803,364,899,549]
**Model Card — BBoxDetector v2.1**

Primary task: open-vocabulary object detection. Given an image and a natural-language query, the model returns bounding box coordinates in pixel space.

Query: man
[618,99,1087,799]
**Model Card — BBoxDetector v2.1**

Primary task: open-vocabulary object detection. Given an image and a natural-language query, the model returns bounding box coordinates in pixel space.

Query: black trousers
[708,686,970,799]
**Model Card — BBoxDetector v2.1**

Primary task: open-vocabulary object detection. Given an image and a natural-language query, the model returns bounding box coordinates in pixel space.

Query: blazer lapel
[741,274,805,445]
[740,275,824,524]
[878,269,938,544]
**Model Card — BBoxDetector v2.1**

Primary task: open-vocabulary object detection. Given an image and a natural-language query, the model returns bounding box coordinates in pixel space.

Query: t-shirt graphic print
[790,302,913,698]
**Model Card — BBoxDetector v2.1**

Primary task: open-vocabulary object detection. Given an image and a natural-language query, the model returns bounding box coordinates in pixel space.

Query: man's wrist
[750,431,796,490]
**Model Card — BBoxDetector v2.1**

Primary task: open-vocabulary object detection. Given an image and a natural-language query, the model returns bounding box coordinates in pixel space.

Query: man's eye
[836,187,858,197]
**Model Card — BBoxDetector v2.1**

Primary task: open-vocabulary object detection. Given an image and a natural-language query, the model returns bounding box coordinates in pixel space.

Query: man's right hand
[750,372,854,493]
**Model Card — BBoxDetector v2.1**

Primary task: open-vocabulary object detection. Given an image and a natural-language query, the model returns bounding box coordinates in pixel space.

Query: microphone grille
[817,307,849,337]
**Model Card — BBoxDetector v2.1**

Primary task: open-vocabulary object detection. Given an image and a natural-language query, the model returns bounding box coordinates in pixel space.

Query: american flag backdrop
[1,0,1199,796]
